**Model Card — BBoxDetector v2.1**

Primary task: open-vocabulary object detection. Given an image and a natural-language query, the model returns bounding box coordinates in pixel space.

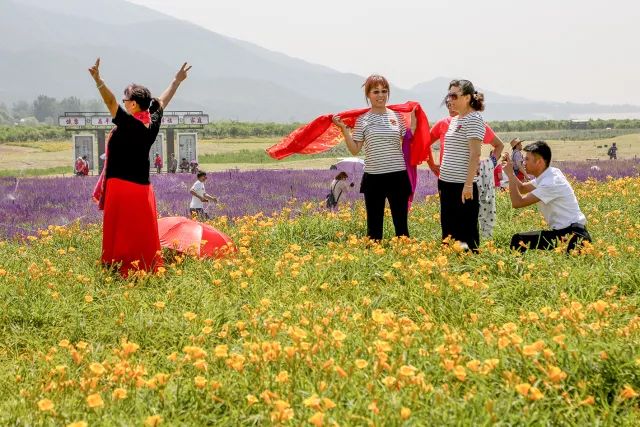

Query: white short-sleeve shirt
[190,180,205,209]
[530,167,586,229]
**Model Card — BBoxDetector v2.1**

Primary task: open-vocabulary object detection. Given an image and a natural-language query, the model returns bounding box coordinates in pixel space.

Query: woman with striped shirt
[438,79,486,251]
[333,75,415,240]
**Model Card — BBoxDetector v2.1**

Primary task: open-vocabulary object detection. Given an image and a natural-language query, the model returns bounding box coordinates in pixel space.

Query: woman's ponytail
[149,97,162,114]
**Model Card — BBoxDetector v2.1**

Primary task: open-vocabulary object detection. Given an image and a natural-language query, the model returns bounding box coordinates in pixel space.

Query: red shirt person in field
[89,58,191,277]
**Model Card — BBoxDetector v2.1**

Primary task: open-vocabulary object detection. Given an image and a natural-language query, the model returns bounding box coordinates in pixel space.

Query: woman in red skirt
[89,58,191,277]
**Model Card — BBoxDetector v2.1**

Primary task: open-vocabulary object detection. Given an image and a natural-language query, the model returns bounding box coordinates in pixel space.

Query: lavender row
[1,160,638,239]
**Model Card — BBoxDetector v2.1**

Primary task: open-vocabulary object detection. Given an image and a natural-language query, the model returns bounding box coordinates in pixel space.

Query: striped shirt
[352,110,406,174]
[439,111,486,183]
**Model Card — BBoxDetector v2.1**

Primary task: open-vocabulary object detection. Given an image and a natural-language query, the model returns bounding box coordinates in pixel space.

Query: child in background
[189,171,217,220]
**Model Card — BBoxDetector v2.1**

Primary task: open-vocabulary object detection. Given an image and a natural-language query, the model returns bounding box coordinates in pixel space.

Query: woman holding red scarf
[333,75,416,241]
[89,58,191,277]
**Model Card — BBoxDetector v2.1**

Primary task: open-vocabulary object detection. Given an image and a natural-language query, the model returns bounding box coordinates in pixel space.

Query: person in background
[502,140,591,252]
[75,157,86,176]
[179,157,190,173]
[607,142,618,160]
[169,153,178,173]
[81,156,90,175]
[333,74,416,240]
[510,137,526,180]
[153,153,163,174]
[189,159,199,174]
[436,79,486,251]
[189,171,217,220]
[327,171,354,208]
[89,57,191,277]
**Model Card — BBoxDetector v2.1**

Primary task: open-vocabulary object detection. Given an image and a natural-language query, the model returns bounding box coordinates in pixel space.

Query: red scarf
[266,101,431,166]
[92,110,151,209]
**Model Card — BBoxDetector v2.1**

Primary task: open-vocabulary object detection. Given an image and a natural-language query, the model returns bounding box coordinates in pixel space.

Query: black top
[105,106,163,185]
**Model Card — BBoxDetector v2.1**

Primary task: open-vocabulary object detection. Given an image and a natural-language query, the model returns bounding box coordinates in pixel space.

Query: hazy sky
[129,0,636,105]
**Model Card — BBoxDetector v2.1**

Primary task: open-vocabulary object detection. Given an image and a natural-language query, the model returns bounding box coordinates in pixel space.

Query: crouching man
[502,140,591,252]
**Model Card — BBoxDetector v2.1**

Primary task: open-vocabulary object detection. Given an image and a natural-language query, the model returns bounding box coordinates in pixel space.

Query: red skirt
[102,178,163,277]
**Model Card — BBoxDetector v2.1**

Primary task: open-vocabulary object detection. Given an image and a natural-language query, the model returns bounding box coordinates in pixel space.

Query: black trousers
[511,224,592,253]
[438,179,480,251]
[361,170,411,240]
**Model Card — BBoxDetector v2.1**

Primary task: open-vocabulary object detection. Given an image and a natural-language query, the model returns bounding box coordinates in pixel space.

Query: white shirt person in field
[502,140,591,252]
[189,171,217,220]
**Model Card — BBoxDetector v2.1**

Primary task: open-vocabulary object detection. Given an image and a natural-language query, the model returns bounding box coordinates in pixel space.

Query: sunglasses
[446,92,463,100]
[122,98,132,103]
[370,89,389,95]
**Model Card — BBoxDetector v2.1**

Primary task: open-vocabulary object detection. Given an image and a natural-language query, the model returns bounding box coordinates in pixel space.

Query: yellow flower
[308,412,324,427]
[246,394,259,405]
[355,359,369,369]
[112,388,128,400]
[275,371,289,383]
[529,387,544,401]
[303,394,321,410]
[382,376,397,388]
[153,301,165,310]
[620,385,639,400]
[37,398,55,412]
[466,360,481,373]
[546,366,567,383]
[515,383,531,397]
[86,393,104,408]
[66,422,88,427]
[121,342,139,356]
[400,407,412,420]
[202,326,213,335]
[579,396,595,406]
[453,365,466,381]
[144,415,163,426]
[194,376,207,389]
[398,365,417,377]
[84,294,93,303]
[214,345,228,358]
[183,311,197,321]
[322,398,336,410]
[331,330,347,342]
[89,362,105,376]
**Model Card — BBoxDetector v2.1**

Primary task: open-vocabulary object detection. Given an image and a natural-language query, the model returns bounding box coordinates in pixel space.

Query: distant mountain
[1,0,639,122]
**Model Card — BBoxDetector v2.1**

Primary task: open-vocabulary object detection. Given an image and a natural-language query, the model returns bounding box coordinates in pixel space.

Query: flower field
[0,161,639,425]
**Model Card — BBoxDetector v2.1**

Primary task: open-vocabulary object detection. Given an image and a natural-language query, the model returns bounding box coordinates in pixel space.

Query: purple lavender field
[1,160,638,239]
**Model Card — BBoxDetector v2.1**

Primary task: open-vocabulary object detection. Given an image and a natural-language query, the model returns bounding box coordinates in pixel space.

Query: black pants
[511,224,592,253]
[361,170,411,240]
[438,179,480,251]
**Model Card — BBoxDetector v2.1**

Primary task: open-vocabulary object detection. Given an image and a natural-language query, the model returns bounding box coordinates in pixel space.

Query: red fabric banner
[266,102,432,166]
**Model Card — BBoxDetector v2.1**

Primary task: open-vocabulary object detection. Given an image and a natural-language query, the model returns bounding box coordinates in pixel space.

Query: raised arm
[88,58,118,118]
[333,116,363,155]
[158,62,192,109]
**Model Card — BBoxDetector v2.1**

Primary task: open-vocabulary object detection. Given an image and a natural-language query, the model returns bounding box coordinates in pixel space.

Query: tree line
[1,95,639,142]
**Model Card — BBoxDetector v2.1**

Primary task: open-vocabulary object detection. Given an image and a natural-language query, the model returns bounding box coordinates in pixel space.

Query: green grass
[1,178,640,424]
[199,145,352,164]
[0,166,72,177]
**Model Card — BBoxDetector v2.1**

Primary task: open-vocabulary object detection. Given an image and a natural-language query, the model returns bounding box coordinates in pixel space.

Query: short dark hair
[197,171,207,178]
[523,140,552,167]
[124,84,161,113]
[335,171,348,180]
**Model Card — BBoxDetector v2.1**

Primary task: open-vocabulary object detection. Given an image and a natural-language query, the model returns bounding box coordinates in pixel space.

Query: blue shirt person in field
[502,140,591,252]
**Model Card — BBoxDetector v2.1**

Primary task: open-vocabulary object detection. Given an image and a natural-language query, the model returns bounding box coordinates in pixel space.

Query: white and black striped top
[439,111,486,183]
[352,110,406,174]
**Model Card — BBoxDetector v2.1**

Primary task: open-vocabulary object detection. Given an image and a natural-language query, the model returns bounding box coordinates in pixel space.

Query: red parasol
[158,216,234,258]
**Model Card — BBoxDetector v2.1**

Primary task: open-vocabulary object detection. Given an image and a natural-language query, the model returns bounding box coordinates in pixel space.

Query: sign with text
[161,116,180,126]
[89,116,113,126]
[59,116,86,126]
[183,114,209,125]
